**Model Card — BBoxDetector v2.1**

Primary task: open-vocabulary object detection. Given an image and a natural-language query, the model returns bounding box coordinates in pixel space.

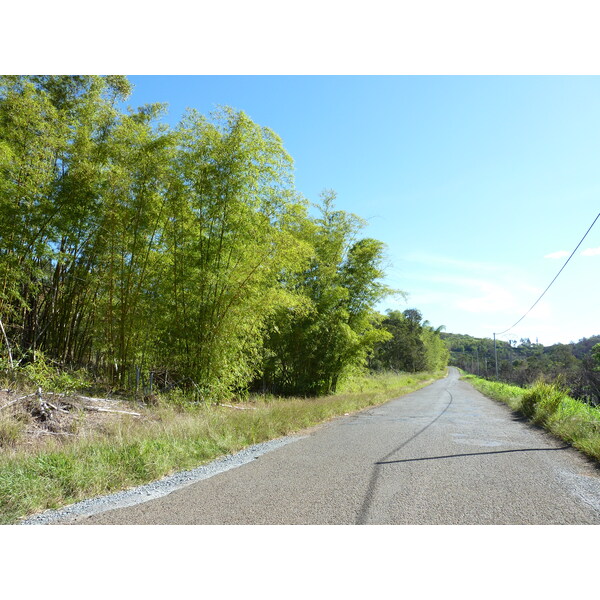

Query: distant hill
[441,332,600,360]
[570,335,600,359]
[441,332,600,405]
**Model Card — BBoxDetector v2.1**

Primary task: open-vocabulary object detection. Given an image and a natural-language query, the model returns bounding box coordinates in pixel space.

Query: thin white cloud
[403,252,509,274]
[398,269,529,316]
[456,282,517,314]
[544,250,569,259]
[581,246,600,257]
[394,252,556,330]
[388,251,598,345]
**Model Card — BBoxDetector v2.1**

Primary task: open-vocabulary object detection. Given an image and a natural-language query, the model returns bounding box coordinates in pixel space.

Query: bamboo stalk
[0,315,14,369]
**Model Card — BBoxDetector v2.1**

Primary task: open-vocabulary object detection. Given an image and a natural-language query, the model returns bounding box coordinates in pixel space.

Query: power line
[491,211,600,376]
[495,211,599,337]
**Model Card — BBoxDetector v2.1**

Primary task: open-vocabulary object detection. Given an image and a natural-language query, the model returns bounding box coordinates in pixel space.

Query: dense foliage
[369,309,449,373]
[0,75,448,401]
[259,192,393,396]
[443,332,600,406]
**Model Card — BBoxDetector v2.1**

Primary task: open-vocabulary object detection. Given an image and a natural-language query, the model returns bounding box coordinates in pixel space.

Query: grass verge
[463,374,600,464]
[0,370,444,524]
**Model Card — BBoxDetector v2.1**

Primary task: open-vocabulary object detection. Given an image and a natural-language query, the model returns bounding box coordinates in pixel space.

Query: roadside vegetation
[445,333,600,406]
[463,373,600,464]
[0,370,443,524]
[0,76,451,524]
[0,75,448,402]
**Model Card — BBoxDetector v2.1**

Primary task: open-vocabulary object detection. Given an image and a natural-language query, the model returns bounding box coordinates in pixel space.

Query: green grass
[461,374,524,411]
[0,370,444,524]
[0,412,28,447]
[463,373,600,464]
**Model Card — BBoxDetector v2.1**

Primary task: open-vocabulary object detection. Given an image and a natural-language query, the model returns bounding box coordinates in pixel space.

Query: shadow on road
[356,386,455,524]
[375,446,571,465]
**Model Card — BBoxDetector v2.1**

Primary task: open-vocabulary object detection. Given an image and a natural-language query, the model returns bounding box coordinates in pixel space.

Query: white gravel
[20,435,303,525]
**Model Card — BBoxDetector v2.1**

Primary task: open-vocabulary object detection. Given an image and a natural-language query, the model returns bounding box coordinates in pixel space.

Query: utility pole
[493,333,498,378]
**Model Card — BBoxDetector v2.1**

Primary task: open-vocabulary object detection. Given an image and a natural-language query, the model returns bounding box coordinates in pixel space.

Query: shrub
[521,380,566,424]
[3,351,90,393]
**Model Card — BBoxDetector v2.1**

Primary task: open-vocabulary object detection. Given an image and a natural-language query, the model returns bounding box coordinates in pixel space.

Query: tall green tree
[0,76,132,364]
[0,76,65,354]
[261,191,392,396]
[371,308,448,373]
[154,108,310,399]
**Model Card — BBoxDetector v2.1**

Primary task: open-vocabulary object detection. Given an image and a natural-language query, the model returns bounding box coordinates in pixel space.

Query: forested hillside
[442,332,600,405]
[0,75,448,401]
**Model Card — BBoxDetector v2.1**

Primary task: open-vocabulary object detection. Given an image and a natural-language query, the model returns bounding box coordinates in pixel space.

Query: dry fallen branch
[44,400,70,414]
[82,405,141,417]
[0,392,37,411]
[76,395,108,402]
[219,403,256,411]
[75,394,123,405]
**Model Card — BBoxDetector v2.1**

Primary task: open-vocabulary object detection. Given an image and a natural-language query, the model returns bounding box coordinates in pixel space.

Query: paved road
[72,367,600,524]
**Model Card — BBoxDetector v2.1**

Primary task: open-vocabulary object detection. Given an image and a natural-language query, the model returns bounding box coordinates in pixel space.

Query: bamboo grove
[0,76,448,401]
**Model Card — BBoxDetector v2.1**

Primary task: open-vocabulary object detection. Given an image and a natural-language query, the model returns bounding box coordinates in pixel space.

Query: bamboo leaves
[0,77,401,401]
[260,192,393,396]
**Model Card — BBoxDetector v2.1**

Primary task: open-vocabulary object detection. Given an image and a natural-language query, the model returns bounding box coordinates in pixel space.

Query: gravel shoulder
[20,435,304,525]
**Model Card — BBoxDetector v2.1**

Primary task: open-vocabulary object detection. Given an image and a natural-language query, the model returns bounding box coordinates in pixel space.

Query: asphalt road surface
[72,367,600,524]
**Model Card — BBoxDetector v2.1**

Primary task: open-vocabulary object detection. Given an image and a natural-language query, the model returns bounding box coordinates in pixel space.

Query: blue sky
[124,75,600,346]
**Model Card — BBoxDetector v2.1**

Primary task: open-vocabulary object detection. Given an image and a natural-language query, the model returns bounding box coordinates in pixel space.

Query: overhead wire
[495,211,600,337]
